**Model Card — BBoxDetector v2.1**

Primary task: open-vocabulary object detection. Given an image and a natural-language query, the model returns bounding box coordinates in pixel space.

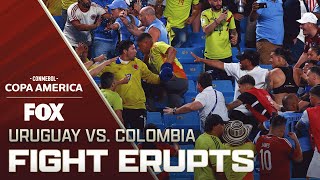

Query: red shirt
[256,135,294,180]
[304,28,320,53]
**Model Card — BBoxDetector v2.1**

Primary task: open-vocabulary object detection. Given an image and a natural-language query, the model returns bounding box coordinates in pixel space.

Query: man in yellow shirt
[137,33,188,108]
[201,0,237,80]
[90,40,160,130]
[100,72,124,123]
[194,114,227,180]
[164,0,200,47]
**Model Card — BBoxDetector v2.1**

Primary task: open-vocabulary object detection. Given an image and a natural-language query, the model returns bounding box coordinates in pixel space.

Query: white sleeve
[67,5,79,22]
[300,110,310,127]
[224,63,240,77]
[96,4,107,16]
[195,93,206,107]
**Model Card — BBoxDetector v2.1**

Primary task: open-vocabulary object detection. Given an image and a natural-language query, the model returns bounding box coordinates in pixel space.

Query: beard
[80,1,91,9]
[211,4,222,11]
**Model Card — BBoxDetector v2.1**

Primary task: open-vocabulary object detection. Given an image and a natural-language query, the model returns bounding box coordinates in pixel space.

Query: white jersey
[195,86,229,131]
[63,2,106,47]
[224,63,269,115]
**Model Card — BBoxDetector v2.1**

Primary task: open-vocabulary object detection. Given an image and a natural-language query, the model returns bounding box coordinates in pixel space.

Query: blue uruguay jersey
[115,15,141,42]
[145,18,169,44]
[92,0,116,42]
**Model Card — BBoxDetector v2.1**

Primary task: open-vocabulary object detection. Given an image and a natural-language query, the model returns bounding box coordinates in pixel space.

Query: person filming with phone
[250,0,284,65]
[201,0,238,80]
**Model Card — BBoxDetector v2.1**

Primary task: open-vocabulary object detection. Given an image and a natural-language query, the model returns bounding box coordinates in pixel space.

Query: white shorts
[307,148,320,178]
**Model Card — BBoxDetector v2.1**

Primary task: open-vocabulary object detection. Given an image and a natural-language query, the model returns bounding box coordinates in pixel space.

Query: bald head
[282,94,299,112]
[139,6,156,26]
[140,6,155,16]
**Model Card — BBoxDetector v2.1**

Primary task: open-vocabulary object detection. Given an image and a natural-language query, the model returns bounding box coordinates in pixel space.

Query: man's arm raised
[191,52,224,70]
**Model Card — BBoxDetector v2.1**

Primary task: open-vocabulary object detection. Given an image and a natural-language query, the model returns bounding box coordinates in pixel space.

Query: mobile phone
[257,3,267,8]
[222,6,228,13]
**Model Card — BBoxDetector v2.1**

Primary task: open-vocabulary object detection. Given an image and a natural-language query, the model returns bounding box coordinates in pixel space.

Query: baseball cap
[108,0,128,10]
[297,12,318,24]
[236,49,260,65]
[204,114,228,132]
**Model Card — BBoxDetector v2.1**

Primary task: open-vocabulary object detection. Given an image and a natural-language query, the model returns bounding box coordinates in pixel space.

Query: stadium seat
[224,96,234,104]
[183,63,204,81]
[53,16,64,30]
[176,47,204,64]
[260,64,272,71]
[163,112,200,131]
[186,32,206,47]
[232,47,240,63]
[212,80,234,97]
[187,80,196,93]
[93,76,101,87]
[184,91,197,104]
[146,112,164,130]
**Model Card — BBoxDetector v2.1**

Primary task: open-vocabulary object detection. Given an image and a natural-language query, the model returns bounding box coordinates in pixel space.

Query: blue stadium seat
[240,33,246,49]
[232,47,240,63]
[187,80,196,93]
[163,112,201,131]
[146,112,164,130]
[260,64,272,71]
[224,96,234,104]
[212,80,234,97]
[53,16,64,30]
[183,63,204,81]
[186,32,206,47]
[176,47,204,64]
[184,91,197,104]
[93,77,101,87]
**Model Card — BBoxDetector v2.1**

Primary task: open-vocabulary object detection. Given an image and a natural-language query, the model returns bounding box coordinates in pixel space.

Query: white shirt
[224,63,269,114]
[195,86,229,131]
[297,0,308,43]
[64,2,106,47]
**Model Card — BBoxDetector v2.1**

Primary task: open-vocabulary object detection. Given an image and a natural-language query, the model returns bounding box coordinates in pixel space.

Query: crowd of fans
[44,0,320,179]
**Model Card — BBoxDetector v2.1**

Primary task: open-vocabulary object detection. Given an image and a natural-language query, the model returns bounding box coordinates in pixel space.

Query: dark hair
[309,45,320,55]
[238,75,255,86]
[273,48,293,63]
[305,60,318,66]
[116,40,134,55]
[204,114,224,133]
[100,72,114,89]
[310,84,320,98]
[309,66,320,77]
[137,33,152,43]
[198,72,212,89]
[270,115,287,128]
[238,50,260,66]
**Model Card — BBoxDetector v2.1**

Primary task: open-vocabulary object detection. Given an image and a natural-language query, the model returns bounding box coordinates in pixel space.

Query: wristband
[172,107,177,115]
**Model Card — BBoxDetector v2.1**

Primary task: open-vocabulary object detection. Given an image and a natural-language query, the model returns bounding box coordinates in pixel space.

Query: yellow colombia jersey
[149,42,187,79]
[100,89,123,111]
[99,58,160,109]
[194,133,226,180]
[61,0,77,10]
[164,0,199,29]
[201,9,236,59]
[224,142,255,180]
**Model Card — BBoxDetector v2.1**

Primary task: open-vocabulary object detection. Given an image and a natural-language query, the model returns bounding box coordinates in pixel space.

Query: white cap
[297,12,318,24]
